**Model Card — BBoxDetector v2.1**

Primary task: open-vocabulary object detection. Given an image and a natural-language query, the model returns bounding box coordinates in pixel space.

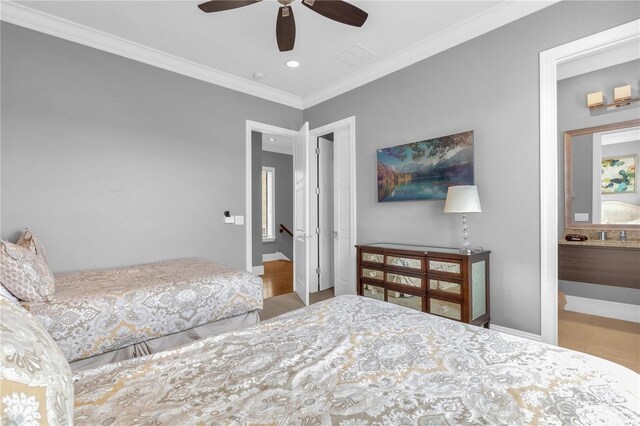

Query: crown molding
[301,0,559,109]
[1,0,557,111]
[0,1,303,109]
[557,40,640,80]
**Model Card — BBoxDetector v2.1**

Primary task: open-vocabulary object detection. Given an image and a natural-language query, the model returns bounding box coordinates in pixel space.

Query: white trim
[565,295,640,324]
[251,266,264,275]
[262,144,293,156]
[246,121,298,273]
[263,252,290,262]
[0,1,303,109]
[539,20,640,346]
[309,116,357,297]
[301,1,558,109]
[1,0,556,110]
[557,40,640,80]
[490,325,543,343]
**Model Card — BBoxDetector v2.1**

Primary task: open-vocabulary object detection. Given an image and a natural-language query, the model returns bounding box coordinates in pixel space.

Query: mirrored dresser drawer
[361,267,384,281]
[362,284,385,301]
[356,243,490,328]
[385,271,425,291]
[385,254,424,272]
[427,258,463,277]
[387,292,424,312]
[361,251,384,264]
[428,298,462,321]
[428,278,462,298]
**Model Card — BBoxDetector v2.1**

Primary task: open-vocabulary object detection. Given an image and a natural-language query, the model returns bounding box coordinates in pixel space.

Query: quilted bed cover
[22,258,263,362]
[72,295,639,425]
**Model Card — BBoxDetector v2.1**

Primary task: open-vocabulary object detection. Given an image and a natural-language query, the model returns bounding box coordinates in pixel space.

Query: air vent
[335,43,376,66]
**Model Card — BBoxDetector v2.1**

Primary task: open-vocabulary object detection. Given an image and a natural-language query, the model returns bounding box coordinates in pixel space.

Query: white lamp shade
[444,185,482,213]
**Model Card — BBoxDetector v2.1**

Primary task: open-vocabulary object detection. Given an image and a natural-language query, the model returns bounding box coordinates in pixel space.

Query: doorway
[246,117,357,305]
[539,20,640,346]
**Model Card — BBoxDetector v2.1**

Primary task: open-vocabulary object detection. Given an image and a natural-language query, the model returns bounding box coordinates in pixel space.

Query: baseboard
[251,266,264,275]
[263,252,290,262]
[490,324,543,342]
[565,295,640,324]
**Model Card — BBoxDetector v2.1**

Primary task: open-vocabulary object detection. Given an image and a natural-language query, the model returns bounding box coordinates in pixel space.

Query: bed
[20,258,263,369]
[61,295,640,424]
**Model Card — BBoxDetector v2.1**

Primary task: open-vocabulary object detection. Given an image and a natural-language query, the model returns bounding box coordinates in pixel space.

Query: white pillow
[0,241,55,302]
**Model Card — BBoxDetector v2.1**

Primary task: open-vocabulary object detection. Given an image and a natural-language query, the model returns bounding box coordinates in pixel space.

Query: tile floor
[558,309,640,373]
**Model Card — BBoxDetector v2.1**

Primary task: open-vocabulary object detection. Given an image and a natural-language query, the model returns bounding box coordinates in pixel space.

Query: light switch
[574,213,589,222]
[234,215,244,225]
[224,216,235,224]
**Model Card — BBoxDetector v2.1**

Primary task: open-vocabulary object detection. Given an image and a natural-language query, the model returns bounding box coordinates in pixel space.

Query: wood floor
[558,309,640,373]
[261,260,293,299]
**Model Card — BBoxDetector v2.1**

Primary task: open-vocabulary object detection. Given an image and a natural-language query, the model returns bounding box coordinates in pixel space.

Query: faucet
[620,230,627,241]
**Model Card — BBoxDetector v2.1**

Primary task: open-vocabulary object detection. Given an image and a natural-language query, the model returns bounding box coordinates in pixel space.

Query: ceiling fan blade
[198,0,260,13]
[302,0,367,27]
[276,6,296,52]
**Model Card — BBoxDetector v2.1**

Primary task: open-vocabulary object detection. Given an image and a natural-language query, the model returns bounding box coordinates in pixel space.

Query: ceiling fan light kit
[198,0,368,52]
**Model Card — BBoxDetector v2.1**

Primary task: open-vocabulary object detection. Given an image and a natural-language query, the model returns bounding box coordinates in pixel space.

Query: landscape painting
[377,131,474,202]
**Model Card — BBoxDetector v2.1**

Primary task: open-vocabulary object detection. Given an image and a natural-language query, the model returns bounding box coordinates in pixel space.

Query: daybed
[22,258,263,369]
[1,233,262,369]
[2,295,638,425]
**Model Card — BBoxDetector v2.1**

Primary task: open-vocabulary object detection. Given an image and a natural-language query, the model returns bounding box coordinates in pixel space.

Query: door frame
[245,120,298,273]
[309,116,358,296]
[245,116,357,298]
[538,20,639,345]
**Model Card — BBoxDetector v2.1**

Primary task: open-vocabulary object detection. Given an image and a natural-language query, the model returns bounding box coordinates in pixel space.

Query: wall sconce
[587,84,637,110]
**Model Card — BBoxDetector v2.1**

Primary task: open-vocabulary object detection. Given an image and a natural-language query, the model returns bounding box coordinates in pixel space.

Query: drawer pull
[440,305,449,313]
[362,268,383,280]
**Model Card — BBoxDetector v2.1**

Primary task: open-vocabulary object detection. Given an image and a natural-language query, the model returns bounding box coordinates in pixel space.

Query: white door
[332,127,354,296]
[318,137,334,291]
[293,122,311,306]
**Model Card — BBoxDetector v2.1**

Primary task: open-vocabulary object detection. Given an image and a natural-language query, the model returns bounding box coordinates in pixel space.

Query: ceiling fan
[197,0,368,52]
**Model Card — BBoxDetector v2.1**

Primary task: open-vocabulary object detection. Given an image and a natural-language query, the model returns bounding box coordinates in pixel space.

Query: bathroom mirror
[565,119,640,230]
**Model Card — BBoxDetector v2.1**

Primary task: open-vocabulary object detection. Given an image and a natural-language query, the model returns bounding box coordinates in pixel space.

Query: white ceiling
[3,0,556,108]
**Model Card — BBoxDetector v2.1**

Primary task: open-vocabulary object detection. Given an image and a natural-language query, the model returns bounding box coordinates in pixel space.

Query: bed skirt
[70,310,260,371]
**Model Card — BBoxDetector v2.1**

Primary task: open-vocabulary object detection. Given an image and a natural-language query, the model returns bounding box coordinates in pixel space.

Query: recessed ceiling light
[286,60,300,68]
[268,138,276,142]
[253,72,265,80]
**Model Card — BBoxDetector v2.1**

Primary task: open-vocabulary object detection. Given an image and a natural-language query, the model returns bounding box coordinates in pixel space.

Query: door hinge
[315,188,320,194]
[316,228,320,234]
[316,268,321,275]
[315,148,320,155]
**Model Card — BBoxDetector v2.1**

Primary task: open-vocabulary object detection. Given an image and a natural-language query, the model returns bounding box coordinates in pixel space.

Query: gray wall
[557,59,640,304]
[569,134,594,223]
[251,132,263,268]
[261,151,294,260]
[302,1,640,334]
[1,23,302,272]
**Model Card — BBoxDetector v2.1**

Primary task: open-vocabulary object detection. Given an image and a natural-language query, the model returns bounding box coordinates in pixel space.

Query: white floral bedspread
[73,295,639,425]
[22,258,263,362]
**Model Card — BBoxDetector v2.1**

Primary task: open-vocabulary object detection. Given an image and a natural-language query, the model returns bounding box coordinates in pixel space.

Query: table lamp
[444,185,482,254]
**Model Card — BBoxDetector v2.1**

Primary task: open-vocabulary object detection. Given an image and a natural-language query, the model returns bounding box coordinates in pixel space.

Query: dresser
[356,243,491,327]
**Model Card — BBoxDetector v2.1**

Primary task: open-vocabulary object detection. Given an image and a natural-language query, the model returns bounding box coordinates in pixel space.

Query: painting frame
[601,154,636,194]
[377,130,474,202]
